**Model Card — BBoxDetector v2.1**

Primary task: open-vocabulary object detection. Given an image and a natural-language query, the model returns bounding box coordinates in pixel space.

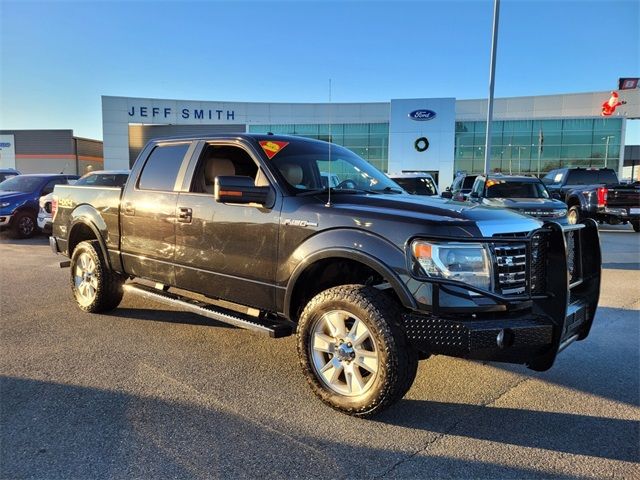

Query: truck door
[174,141,281,312]
[120,142,193,286]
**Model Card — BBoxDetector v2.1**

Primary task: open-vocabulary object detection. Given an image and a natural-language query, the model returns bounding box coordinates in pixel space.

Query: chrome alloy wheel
[74,252,98,306]
[310,310,380,396]
[567,208,579,225]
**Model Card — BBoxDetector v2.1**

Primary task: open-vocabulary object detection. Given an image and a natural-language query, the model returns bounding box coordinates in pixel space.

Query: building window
[249,123,389,172]
[454,118,622,175]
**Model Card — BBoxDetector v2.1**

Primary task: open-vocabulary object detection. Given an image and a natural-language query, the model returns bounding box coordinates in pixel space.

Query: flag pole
[483,0,500,175]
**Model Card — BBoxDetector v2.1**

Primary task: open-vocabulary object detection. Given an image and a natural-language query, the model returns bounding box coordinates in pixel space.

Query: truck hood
[482,197,567,210]
[325,193,543,236]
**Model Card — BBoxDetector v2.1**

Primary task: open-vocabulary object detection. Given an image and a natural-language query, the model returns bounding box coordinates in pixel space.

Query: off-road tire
[631,220,640,233]
[567,205,581,225]
[11,211,37,239]
[297,284,418,417]
[70,240,124,313]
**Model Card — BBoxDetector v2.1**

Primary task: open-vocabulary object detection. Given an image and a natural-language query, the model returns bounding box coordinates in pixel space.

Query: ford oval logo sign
[409,109,437,121]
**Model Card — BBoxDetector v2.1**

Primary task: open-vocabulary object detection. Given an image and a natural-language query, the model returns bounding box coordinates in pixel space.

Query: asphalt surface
[1,225,639,479]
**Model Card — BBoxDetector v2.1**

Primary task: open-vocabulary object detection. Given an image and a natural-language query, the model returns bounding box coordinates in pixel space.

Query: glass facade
[248,123,389,171]
[454,118,623,175]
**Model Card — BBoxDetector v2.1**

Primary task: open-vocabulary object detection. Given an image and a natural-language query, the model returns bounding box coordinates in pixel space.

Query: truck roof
[147,132,321,145]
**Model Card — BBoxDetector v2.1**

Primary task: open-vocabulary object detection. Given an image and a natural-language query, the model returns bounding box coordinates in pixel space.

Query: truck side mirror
[441,191,453,199]
[214,176,270,205]
[551,192,562,200]
[469,191,479,200]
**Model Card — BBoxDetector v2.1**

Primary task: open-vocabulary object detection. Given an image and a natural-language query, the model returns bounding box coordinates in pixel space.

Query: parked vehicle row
[542,167,640,231]
[0,170,129,237]
[50,133,600,417]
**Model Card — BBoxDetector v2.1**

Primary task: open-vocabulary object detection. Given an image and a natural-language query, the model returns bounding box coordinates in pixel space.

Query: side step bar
[123,283,293,338]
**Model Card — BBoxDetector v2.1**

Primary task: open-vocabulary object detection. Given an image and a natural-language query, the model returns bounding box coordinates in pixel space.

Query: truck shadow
[376,399,637,463]
[0,375,610,479]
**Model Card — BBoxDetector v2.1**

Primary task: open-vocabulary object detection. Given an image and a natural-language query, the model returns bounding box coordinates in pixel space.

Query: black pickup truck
[542,167,640,231]
[50,134,601,417]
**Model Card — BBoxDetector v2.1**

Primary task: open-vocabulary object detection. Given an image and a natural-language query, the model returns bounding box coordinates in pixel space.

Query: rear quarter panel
[53,185,123,254]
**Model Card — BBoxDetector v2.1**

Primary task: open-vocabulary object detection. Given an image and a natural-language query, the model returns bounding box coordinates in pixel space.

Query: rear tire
[567,206,581,225]
[11,211,37,238]
[70,240,124,313]
[632,220,640,233]
[297,285,418,417]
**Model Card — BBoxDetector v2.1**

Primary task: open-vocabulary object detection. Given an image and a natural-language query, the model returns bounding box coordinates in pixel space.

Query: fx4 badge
[283,218,318,227]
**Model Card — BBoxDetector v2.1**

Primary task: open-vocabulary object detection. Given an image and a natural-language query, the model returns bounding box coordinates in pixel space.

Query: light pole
[602,135,614,168]
[483,0,501,175]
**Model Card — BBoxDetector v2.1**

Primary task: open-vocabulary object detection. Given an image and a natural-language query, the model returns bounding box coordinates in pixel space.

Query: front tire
[70,240,124,313]
[632,220,640,233]
[297,285,418,417]
[11,211,37,238]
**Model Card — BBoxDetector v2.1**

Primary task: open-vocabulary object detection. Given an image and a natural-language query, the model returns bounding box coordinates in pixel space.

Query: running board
[123,283,293,338]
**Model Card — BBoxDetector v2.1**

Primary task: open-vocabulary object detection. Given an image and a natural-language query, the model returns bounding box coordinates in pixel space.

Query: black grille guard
[406,219,602,371]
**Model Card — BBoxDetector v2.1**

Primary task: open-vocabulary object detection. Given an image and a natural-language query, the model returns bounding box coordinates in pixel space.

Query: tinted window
[393,177,437,196]
[75,173,129,187]
[598,170,618,184]
[462,175,477,189]
[0,176,43,192]
[566,170,600,185]
[42,178,67,195]
[138,144,189,191]
[486,180,549,199]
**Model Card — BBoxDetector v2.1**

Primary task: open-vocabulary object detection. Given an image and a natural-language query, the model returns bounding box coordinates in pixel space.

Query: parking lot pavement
[1,227,639,479]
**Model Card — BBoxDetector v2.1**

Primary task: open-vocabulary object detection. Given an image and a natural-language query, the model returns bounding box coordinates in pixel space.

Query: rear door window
[138,143,190,191]
[598,170,618,184]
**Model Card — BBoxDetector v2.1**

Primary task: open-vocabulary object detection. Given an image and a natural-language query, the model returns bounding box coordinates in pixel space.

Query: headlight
[411,241,492,291]
[0,202,11,208]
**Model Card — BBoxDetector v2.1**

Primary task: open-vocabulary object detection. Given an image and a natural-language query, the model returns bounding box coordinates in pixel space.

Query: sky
[1,0,639,141]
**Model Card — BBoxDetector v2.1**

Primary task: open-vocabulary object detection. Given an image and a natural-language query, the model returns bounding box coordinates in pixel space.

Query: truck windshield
[485,180,550,199]
[0,176,43,193]
[269,141,403,194]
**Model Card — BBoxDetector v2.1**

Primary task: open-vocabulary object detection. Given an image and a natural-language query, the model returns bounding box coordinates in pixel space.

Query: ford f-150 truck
[50,134,601,417]
[542,167,640,231]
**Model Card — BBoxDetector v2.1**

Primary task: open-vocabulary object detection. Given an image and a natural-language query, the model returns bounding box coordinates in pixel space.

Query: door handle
[123,202,135,216]
[177,207,192,223]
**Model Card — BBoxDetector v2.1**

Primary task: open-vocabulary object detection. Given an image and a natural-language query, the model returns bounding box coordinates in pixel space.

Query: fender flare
[282,232,417,319]
[67,206,111,269]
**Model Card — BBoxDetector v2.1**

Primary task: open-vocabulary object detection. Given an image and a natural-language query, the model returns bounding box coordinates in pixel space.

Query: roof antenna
[325,78,332,208]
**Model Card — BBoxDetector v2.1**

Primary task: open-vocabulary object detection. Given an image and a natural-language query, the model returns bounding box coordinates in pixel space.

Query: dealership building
[101,90,640,190]
[0,130,103,175]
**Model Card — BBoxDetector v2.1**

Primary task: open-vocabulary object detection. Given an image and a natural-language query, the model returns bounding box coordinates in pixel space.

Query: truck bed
[53,185,123,254]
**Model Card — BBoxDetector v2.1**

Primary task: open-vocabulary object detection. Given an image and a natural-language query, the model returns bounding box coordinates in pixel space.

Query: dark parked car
[542,167,640,230]
[389,173,438,196]
[73,169,130,188]
[0,168,20,183]
[51,134,600,417]
[443,174,477,200]
[468,175,568,222]
[0,174,78,238]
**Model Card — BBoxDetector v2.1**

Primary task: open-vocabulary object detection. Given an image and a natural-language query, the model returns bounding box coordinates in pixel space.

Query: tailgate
[605,184,640,208]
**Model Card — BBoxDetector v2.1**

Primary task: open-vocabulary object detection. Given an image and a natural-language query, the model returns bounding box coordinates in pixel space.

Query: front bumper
[403,220,601,371]
[0,214,12,228]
